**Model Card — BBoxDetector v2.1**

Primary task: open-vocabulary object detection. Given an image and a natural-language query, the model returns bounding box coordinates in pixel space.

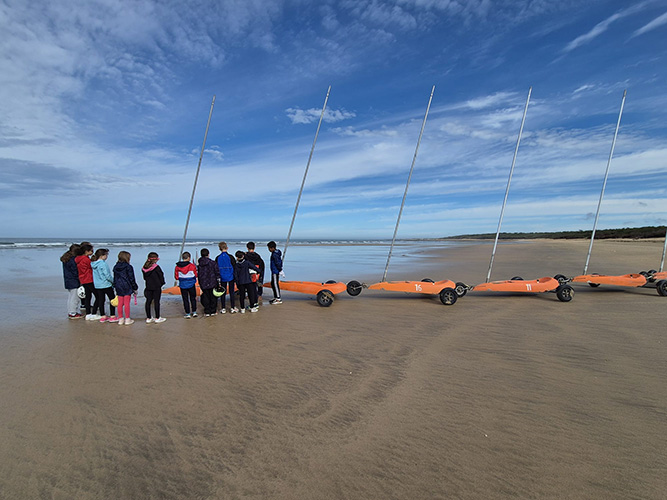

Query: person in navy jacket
[234,251,260,313]
[197,248,220,316]
[61,244,81,319]
[113,251,138,325]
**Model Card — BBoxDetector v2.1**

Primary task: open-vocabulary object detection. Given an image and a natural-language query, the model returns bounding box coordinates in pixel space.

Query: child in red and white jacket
[175,251,198,318]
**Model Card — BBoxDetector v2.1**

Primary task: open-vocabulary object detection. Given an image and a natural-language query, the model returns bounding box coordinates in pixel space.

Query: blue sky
[1,0,666,240]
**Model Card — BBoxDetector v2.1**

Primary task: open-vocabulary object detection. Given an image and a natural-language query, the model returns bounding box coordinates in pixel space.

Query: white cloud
[632,11,667,37]
[562,2,651,53]
[285,107,357,125]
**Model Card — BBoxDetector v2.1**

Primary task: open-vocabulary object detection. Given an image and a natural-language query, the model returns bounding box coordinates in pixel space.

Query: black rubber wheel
[640,271,648,277]
[554,274,568,285]
[316,289,335,307]
[556,285,574,302]
[648,269,657,275]
[439,287,458,305]
[346,280,363,296]
[421,278,435,283]
[325,280,337,284]
[455,282,468,297]
[656,280,667,297]
[511,276,523,281]
[588,282,600,288]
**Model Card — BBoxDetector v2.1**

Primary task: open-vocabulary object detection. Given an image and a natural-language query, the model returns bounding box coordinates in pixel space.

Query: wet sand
[1,239,666,499]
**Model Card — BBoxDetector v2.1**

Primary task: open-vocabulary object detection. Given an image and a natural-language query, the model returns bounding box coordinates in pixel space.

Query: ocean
[0,238,475,326]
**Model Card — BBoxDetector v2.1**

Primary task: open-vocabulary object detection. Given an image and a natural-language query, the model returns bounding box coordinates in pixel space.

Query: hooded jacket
[269,248,283,274]
[113,261,138,296]
[75,254,93,284]
[216,252,236,282]
[175,261,198,289]
[197,256,220,289]
[234,257,259,286]
[142,264,165,291]
[62,257,80,290]
[92,259,114,289]
[245,251,265,281]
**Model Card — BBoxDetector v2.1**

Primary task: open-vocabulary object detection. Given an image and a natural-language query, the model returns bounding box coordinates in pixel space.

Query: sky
[1,0,666,240]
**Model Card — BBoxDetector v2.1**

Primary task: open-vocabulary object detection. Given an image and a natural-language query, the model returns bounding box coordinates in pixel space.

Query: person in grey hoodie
[197,248,220,316]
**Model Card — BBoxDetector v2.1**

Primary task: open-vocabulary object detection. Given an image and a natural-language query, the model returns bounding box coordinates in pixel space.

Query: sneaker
[230,308,239,314]
[211,312,217,316]
[184,314,191,319]
[154,317,166,323]
[192,312,198,318]
[68,313,83,320]
[205,314,211,317]
[240,308,246,314]
[146,318,155,323]
[108,316,119,323]
[220,309,227,314]
[99,316,109,323]
[270,298,282,305]
[118,318,125,325]
[250,307,259,313]
[89,314,102,321]
[85,314,94,321]
[124,318,134,325]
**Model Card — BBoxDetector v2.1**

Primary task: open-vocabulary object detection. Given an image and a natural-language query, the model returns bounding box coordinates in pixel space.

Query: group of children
[174,241,283,317]
[60,240,284,324]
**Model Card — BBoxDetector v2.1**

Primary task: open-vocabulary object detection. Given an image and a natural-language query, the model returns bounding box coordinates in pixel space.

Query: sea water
[0,238,473,327]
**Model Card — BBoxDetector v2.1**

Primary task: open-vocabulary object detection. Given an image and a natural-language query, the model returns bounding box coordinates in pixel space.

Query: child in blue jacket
[91,248,116,322]
[216,242,237,313]
[267,241,283,304]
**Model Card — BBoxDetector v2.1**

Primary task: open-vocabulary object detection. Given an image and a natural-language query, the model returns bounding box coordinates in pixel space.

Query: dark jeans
[180,287,197,314]
[237,283,257,310]
[145,289,162,318]
[93,287,116,316]
[82,282,95,314]
[200,288,216,314]
[270,273,281,299]
[218,280,235,309]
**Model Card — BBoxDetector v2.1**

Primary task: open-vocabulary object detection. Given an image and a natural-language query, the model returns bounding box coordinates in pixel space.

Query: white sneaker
[118,318,125,325]
[220,309,227,314]
[230,308,238,314]
[90,314,102,320]
[240,308,246,314]
[154,317,166,323]
[85,314,94,321]
[192,312,198,318]
[124,318,134,325]
[250,307,259,313]
[146,318,154,323]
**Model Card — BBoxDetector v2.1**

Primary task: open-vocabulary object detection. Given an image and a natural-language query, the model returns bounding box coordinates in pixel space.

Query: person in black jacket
[234,251,260,313]
[61,244,81,319]
[197,248,220,316]
[245,241,265,306]
[142,252,166,323]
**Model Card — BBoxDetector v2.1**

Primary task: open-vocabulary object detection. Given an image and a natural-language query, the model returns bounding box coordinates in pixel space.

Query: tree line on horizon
[445,225,667,240]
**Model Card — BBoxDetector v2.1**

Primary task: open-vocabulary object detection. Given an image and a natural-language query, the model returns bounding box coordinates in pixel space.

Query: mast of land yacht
[381,85,435,282]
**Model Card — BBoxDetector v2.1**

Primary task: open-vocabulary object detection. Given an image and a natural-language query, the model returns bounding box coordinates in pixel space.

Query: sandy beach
[1,238,666,499]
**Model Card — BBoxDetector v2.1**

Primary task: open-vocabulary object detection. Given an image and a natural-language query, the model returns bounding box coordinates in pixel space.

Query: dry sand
[1,239,666,499]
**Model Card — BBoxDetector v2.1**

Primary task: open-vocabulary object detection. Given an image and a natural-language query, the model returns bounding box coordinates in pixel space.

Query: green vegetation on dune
[445,226,667,240]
